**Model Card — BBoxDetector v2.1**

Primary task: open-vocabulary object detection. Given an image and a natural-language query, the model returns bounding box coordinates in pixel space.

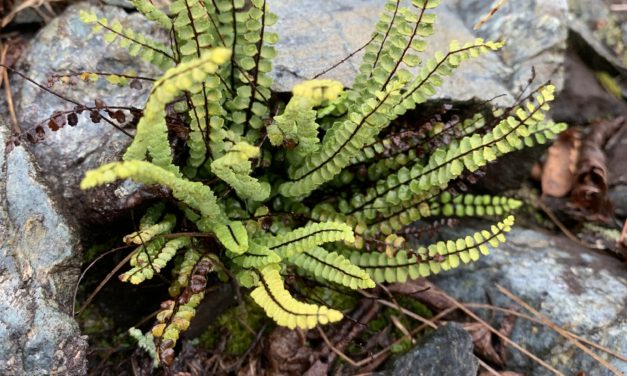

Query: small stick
[496,284,624,376]
[474,0,509,30]
[465,302,627,362]
[318,327,359,367]
[439,290,564,375]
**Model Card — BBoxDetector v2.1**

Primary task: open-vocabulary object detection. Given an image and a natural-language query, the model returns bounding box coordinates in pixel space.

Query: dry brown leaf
[464,322,505,367]
[569,117,624,222]
[541,127,580,197]
[498,313,517,363]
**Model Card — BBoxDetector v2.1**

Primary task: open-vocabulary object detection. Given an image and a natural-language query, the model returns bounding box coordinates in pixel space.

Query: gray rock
[568,0,627,73]
[606,120,627,218]
[269,0,567,105]
[433,226,627,375]
[609,186,627,218]
[377,323,478,376]
[12,3,164,229]
[0,121,87,375]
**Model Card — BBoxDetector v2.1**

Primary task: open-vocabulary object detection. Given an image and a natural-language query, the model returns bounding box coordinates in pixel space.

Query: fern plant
[77,0,565,366]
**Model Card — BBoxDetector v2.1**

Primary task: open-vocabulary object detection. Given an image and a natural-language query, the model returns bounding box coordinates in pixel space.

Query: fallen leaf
[464,322,504,367]
[541,128,580,197]
[570,117,624,222]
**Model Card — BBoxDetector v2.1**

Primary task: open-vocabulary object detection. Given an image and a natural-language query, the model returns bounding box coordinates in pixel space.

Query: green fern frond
[211,142,271,201]
[433,192,522,217]
[347,85,562,219]
[80,160,223,225]
[350,215,515,283]
[230,242,281,268]
[139,202,167,229]
[123,213,176,244]
[289,247,375,289]
[130,0,172,29]
[250,264,343,329]
[129,328,159,368]
[261,222,355,258]
[279,39,502,199]
[120,236,191,284]
[124,47,231,173]
[79,11,175,71]
[214,221,249,254]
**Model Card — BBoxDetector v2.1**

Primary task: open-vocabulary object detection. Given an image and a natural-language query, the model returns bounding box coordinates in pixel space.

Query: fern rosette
[77,0,565,366]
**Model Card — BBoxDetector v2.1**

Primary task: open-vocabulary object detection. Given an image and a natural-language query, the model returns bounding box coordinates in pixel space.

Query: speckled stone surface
[269,0,568,105]
[0,122,87,375]
[376,323,479,376]
[433,226,627,375]
[12,3,162,229]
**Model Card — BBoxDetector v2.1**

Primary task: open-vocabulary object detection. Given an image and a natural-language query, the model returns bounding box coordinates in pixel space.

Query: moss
[199,299,268,355]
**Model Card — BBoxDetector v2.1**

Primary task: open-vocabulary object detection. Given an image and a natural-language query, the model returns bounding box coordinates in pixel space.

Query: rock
[568,0,627,73]
[376,323,478,376]
[12,3,164,230]
[606,120,627,218]
[0,120,87,375]
[609,186,627,218]
[269,0,567,105]
[551,49,627,124]
[432,226,627,375]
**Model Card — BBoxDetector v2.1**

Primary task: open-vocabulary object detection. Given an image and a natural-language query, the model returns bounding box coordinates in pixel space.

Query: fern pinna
[77,0,565,366]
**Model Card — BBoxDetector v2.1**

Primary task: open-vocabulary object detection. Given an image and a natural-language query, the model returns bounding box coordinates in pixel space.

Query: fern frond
[250,264,343,329]
[349,215,515,283]
[262,222,355,258]
[168,248,201,296]
[153,255,214,365]
[211,142,271,201]
[230,0,277,130]
[139,202,167,229]
[230,242,281,268]
[130,0,172,29]
[347,85,563,218]
[124,48,231,173]
[80,160,224,224]
[129,328,159,368]
[433,192,522,218]
[169,0,230,172]
[123,213,176,244]
[289,247,375,289]
[79,11,175,71]
[120,236,191,284]
[279,40,502,199]
[214,221,249,254]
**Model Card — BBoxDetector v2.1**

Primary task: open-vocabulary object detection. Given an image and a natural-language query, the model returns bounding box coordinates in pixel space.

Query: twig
[477,358,501,376]
[464,303,627,362]
[536,197,603,250]
[1,0,65,28]
[353,306,456,369]
[358,290,437,329]
[72,244,134,316]
[496,284,624,376]
[0,43,20,134]
[75,249,135,317]
[318,327,359,367]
